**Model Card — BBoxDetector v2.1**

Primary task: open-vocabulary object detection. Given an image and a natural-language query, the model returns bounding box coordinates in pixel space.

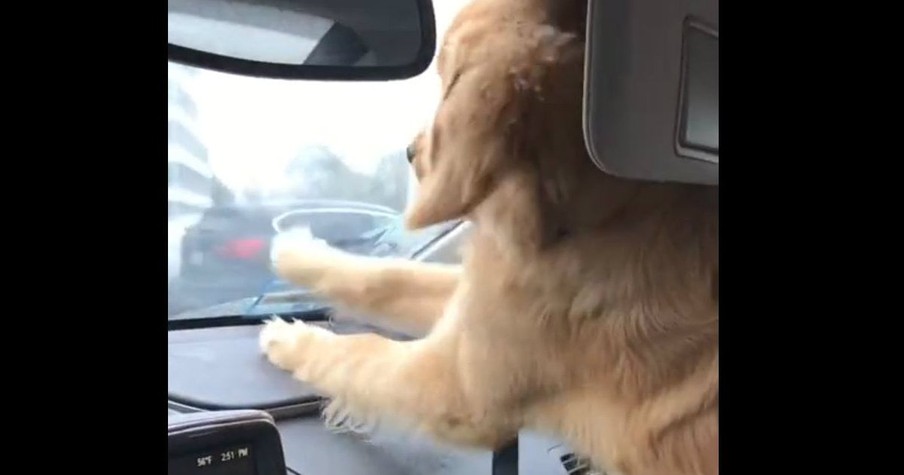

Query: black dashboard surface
[168,325,574,475]
[169,325,324,410]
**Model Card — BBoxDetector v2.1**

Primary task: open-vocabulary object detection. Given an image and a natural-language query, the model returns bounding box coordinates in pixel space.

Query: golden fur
[259,0,718,473]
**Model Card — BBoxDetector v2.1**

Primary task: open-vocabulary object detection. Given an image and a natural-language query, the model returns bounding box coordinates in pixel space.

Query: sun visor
[583,0,718,185]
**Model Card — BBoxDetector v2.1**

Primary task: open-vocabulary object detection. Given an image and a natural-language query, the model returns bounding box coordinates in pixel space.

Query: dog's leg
[274,246,460,337]
[259,317,517,448]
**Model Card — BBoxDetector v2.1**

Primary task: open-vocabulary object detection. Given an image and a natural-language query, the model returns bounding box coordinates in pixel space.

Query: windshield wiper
[168,293,330,330]
[244,286,332,316]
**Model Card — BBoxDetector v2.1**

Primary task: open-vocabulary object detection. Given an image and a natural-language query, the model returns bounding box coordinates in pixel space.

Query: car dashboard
[167,224,590,475]
[168,325,583,475]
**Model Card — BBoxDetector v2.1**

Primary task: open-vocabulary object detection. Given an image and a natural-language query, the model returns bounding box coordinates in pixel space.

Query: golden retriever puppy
[259,0,718,474]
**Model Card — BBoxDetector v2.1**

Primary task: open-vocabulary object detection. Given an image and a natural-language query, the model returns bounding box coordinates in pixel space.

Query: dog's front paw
[271,235,351,287]
[259,317,332,372]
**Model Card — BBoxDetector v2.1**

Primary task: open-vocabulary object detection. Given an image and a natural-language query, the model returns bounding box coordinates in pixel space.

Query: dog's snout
[406,143,416,163]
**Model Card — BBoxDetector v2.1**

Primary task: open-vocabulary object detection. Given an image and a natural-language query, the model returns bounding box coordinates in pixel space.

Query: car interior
[166,0,718,474]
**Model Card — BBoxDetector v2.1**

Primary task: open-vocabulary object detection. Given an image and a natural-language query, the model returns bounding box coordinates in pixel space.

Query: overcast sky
[185,0,469,193]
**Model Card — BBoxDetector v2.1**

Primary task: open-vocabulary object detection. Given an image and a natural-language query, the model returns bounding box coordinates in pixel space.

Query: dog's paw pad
[259,317,332,371]
[259,316,294,354]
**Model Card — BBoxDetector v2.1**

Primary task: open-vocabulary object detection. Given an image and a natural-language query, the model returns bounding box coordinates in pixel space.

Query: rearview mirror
[168,0,436,81]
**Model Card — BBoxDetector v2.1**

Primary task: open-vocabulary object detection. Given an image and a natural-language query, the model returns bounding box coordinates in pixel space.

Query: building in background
[169,63,218,281]
[168,63,217,218]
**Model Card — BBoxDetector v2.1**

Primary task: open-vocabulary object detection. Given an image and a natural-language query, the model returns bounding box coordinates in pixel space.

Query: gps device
[168,409,287,475]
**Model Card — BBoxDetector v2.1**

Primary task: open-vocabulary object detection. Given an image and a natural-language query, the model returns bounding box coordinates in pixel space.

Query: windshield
[167,2,467,320]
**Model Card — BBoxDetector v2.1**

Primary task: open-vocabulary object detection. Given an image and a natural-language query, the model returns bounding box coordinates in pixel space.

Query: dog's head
[404,2,589,242]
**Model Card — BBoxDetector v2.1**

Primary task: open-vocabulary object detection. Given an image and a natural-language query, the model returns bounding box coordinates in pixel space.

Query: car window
[168,1,470,320]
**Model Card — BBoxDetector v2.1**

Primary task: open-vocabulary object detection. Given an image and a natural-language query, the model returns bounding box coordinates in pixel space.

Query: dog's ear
[404,63,516,229]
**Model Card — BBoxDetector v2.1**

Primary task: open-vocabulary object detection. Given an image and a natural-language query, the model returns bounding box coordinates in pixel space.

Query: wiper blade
[168,297,328,321]
[168,285,330,330]
[241,277,329,315]
[243,288,330,317]
[167,301,329,331]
